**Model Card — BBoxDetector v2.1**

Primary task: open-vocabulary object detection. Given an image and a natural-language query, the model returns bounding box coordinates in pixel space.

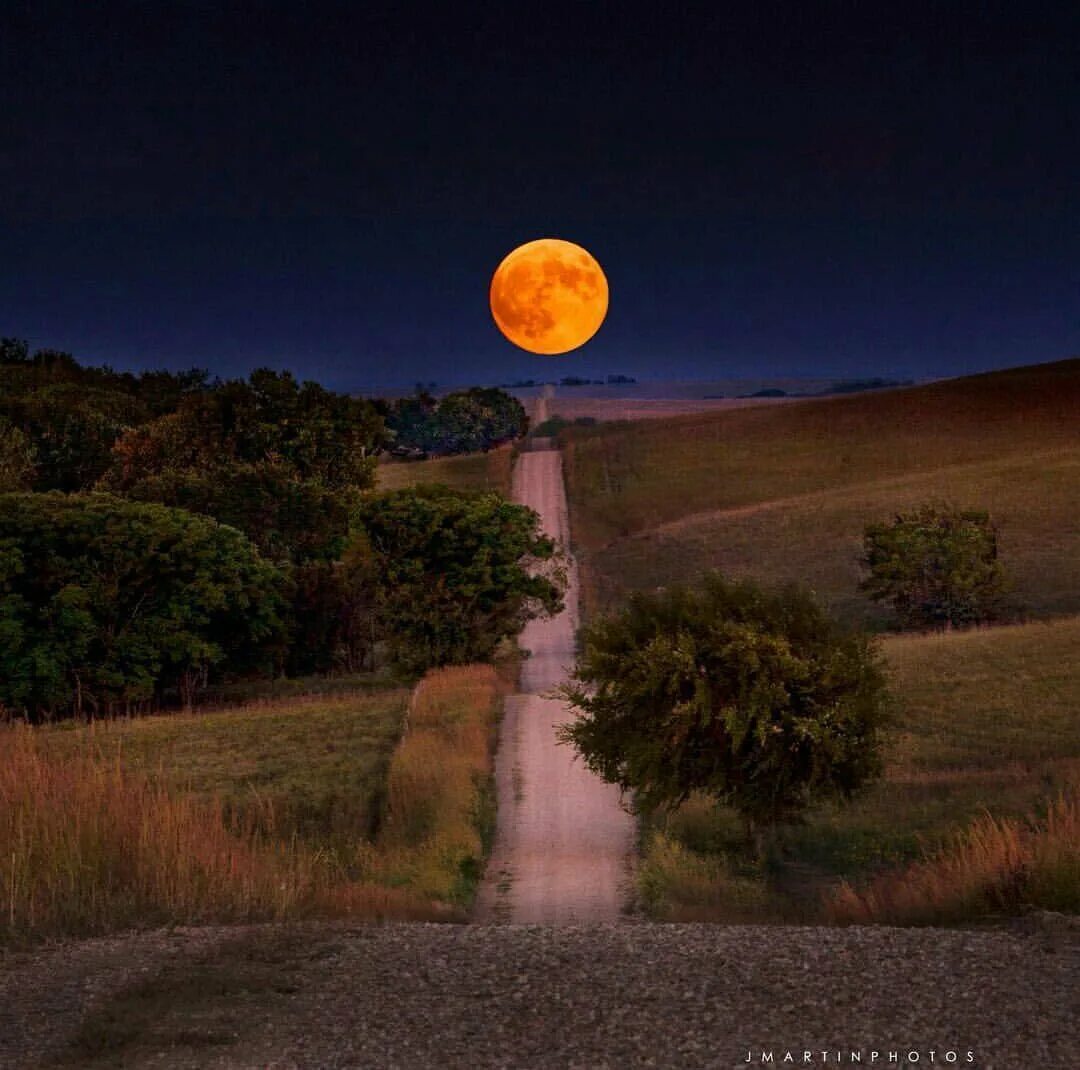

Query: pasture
[377,445,513,495]
[562,359,1080,624]
[0,669,503,943]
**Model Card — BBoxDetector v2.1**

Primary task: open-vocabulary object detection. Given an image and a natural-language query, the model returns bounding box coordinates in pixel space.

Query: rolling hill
[562,359,1080,625]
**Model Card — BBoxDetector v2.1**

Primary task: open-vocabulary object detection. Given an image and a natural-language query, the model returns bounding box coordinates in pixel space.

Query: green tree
[107,461,357,565]
[861,504,1009,630]
[0,384,148,491]
[559,574,888,850]
[351,486,564,671]
[104,370,386,492]
[383,387,528,457]
[0,493,287,719]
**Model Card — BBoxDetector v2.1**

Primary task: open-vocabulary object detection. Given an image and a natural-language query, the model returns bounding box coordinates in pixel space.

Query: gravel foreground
[1,921,1076,1069]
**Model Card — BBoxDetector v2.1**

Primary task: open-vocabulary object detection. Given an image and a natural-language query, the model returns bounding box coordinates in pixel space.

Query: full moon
[490,238,609,355]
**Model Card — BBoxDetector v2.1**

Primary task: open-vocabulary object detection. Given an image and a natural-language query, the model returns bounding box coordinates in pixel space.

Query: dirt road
[474,446,636,923]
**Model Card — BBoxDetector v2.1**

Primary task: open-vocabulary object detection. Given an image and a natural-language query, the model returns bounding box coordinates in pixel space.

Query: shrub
[861,503,1009,630]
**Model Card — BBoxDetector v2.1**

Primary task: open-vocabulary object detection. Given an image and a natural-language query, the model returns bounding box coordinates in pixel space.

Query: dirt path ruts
[473,446,636,924]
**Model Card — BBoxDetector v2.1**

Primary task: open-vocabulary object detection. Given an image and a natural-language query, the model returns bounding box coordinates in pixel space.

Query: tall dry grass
[374,664,503,905]
[825,790,1080,925]
[0,725,436,945]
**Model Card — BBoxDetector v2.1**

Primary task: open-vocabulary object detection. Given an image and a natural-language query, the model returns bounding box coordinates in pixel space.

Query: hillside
[562,359,1080,623]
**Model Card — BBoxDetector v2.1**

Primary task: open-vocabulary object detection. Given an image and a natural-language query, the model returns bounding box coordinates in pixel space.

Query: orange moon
[490,238,608,354]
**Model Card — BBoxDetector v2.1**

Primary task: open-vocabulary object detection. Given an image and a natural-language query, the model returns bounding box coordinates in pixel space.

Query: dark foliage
[0,493,287,719]
[560,574,888,839]
[352,485,564,671]
[382,387,527,457]
[861,504,1010,630]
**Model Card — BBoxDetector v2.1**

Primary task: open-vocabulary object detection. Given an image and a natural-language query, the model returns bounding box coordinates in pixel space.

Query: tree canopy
[381,387,527,457]
[559,574,888,841]
[104,369,387,493]
[352,485,564,671]
[0,493,287,719]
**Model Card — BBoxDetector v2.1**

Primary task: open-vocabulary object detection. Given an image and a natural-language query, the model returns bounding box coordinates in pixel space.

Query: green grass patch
[377,446,513,495]
[40,690,410,848]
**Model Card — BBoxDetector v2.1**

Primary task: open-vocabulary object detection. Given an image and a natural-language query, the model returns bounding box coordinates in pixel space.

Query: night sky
[2,4,1078,391]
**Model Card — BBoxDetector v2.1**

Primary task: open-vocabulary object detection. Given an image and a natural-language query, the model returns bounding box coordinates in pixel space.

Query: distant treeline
[737,377,915,399]
[499,374,637,388]
[0,339,552,720]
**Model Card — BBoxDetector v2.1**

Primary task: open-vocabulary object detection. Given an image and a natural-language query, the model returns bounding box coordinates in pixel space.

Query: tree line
[0,340,550,720]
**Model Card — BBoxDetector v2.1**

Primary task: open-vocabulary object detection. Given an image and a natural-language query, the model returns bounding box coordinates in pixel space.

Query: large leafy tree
[110,461,357,565]
[0,493,287,719]
[104,370,387,492]
[383,387,528,457]
[352,485,564,671]
[861,504,1009,630]
[559,574,888,849]
[0,384,148,491]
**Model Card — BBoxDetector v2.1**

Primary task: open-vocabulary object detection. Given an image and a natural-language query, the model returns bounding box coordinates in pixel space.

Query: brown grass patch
[825,790,1080,925]
[0,726,434,944]
[377,446,513,495]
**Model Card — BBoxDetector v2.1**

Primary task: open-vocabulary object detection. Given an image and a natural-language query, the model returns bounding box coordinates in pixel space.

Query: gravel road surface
[2,921,1074,1068]
[473,446,637,923]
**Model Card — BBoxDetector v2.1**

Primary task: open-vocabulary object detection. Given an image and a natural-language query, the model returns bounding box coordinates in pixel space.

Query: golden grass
[377,446,513,495]
[37,690,411,846]
[0,726,434,944]
[374,664,504,905]
[1,670,506,942]
[825,790,1080,924]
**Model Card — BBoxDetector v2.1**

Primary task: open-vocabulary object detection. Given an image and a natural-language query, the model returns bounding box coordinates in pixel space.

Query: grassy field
[562,360,1080,624]
[39,690,411,846]
[640,616,1080,921]
[377,445,513,495]
[1,670,505,943]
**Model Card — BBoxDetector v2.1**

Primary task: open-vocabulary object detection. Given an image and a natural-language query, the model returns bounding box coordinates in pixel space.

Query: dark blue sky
[2,3,1077,391]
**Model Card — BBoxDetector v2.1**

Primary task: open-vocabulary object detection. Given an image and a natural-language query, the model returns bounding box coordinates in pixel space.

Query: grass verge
[826,791,1080,924]
[373,664,505,907]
